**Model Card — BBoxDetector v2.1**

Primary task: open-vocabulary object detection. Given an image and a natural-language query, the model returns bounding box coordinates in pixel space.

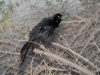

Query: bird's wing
[29,18,48,38]
[29,25,40,38]
[29,24,54,42]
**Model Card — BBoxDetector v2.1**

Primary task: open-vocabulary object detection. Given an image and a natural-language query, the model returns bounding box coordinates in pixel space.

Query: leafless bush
[0,0,100,75]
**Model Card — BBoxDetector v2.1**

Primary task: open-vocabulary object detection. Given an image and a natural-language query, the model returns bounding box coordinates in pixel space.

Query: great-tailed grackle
[20,13,63,65]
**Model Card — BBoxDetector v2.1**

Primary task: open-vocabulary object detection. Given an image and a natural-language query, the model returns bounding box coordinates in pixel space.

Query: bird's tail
[20,42,31,65]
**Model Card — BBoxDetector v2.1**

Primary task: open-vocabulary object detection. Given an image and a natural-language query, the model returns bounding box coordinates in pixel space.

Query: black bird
[20,13,63,65]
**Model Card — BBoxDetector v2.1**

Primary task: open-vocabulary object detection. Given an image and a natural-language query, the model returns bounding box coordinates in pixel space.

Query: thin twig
[34,49,93,75]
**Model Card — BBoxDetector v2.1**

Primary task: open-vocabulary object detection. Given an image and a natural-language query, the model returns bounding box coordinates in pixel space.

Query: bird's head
[52,13,63,24]
[42,13,63,28]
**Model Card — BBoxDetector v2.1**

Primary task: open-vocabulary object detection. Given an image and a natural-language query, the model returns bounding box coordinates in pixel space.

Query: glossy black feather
[20,13,62,65]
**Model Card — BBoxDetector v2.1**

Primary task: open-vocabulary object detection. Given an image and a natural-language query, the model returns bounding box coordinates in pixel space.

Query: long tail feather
[20,42,31,65]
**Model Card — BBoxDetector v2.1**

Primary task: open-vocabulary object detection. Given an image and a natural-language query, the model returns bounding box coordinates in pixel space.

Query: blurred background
[0,0,100,75]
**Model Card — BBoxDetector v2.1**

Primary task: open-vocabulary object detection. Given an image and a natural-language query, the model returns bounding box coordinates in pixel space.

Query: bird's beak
[61,16,65,21]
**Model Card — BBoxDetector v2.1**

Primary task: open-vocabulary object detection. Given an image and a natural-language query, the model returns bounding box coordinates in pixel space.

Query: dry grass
[0,0,100,75]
